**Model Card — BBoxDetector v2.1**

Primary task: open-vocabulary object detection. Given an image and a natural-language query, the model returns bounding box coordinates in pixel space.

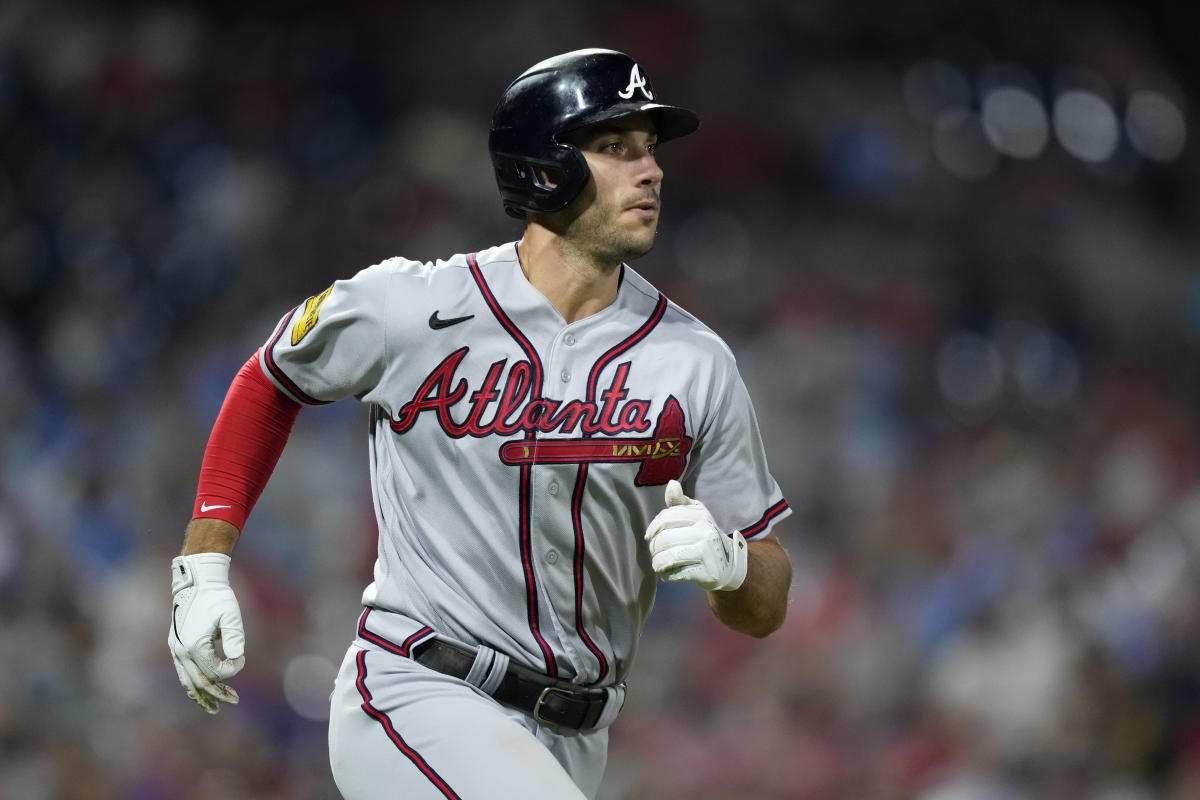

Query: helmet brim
[556,102,700,144]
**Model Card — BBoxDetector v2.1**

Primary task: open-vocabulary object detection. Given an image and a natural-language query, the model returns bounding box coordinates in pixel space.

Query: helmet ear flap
[492,143,590,219]
[508,158,565,191]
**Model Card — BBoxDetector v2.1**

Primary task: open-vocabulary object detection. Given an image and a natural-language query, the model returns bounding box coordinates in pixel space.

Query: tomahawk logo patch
[292,285,333,345]
[498,396,693,486]
[618,64,653,101]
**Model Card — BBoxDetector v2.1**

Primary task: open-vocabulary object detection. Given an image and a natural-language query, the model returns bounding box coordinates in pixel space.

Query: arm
[170,352,301,713]
[187,350,302,535]
[706,531,791,638]
[173,270,389,712]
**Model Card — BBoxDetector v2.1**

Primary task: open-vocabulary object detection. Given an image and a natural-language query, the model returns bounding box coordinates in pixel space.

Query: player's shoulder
[399,240,516,275]
[359,252,462,281]
[350,241,515,289]
[623,267,738,364]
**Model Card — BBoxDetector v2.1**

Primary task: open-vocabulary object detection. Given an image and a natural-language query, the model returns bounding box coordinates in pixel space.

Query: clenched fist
[169,553,246,714]
[644,480,747,591]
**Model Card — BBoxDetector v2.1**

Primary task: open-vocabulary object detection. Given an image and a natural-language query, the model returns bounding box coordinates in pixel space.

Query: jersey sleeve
[259,261,395,404]
[685,363,791,541]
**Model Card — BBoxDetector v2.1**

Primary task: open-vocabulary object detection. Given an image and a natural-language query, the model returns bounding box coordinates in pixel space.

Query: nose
[637,150,663,187]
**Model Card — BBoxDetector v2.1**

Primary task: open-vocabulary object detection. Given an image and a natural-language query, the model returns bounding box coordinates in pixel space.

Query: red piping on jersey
[354,650,463,800]
[569,463,608,681]
[585,293,668,399]
[740,499,790,538]
[264,306,332,406]
[467,253,544,397]
[356,608,434,657]
[569,292,670,683]
[467,252,557,677]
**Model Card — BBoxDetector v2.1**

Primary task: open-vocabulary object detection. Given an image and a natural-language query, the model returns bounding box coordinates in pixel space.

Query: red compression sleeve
[192,349,302,530]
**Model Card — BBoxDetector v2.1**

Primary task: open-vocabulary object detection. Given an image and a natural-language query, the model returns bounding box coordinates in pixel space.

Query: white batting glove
[169,553,246,714]
[644,480,748,591]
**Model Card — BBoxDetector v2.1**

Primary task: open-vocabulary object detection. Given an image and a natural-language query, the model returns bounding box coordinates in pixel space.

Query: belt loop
[463,643,510,696]
[592,682,627,730]
[481,650,510,695]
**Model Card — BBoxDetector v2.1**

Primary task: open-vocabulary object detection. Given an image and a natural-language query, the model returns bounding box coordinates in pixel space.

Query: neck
[517,224,622,324]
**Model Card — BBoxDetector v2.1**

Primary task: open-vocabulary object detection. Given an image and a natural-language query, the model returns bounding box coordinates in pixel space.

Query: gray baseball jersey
[259,241,790,685]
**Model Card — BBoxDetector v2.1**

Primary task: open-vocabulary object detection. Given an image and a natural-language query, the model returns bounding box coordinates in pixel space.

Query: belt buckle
[533,686,575,727]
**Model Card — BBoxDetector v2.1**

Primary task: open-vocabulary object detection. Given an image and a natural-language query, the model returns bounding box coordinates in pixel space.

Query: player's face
[558,115,664,265]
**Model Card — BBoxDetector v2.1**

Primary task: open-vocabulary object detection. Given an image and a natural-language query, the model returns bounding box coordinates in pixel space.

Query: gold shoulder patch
[292,285,333,345]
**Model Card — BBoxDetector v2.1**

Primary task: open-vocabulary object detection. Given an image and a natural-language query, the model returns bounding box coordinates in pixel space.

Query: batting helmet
[489,48,700,219]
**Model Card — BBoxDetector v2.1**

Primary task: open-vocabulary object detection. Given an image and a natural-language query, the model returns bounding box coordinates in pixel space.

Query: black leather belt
[412,639,609,731]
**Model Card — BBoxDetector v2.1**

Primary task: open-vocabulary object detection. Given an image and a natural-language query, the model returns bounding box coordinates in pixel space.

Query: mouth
[626,198,659,217]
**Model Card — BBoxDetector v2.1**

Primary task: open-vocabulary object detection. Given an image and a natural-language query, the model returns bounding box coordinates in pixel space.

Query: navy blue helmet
[489,49,700,219]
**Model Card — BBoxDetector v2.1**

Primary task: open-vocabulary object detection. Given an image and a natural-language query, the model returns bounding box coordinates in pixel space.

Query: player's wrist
[182,517,240,556]
[711,530,748,591]
[172,552,233,595]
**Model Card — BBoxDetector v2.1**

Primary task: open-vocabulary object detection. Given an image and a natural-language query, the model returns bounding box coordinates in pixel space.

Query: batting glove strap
[644,480,749,592]
[169,553,246,714]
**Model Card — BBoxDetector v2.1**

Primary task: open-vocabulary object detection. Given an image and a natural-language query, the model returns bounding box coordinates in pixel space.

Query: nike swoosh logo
[173,603,182,643]
[200,502,232,512]
[428,311,475,330]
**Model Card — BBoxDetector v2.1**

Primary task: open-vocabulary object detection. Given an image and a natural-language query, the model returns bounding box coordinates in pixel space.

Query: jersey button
[547,481,560,496]
[564,333,576,347]
[560,370,571,383]
[545,549,559,565]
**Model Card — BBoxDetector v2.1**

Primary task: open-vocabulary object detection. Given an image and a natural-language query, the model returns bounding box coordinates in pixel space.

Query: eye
[601,140,624,155]
[647,142,658,155]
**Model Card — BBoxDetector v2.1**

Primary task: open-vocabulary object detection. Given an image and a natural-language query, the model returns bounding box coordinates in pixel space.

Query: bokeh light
[936,331,1004,419]
[283,654,339,722]
[982,88,1050,159]
[1052,70,1121,163]
[1125,88,1187,163]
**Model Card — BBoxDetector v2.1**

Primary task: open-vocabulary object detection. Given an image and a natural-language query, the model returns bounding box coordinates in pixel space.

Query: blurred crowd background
[3,0,1200,798]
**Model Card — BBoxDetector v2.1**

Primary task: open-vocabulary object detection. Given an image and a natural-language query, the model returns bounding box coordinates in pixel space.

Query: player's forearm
[187,351,301,539]
[182,517,240,555]
[706,533,791,638]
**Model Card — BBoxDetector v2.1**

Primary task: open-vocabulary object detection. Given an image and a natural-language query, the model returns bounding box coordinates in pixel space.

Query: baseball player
[169,48,792,799]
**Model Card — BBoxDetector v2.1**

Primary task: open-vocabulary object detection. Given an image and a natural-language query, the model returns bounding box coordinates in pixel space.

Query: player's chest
[385,338,698,487]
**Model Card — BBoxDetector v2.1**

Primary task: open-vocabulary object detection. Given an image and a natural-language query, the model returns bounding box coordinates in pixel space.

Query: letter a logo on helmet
[617,64,653,100]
